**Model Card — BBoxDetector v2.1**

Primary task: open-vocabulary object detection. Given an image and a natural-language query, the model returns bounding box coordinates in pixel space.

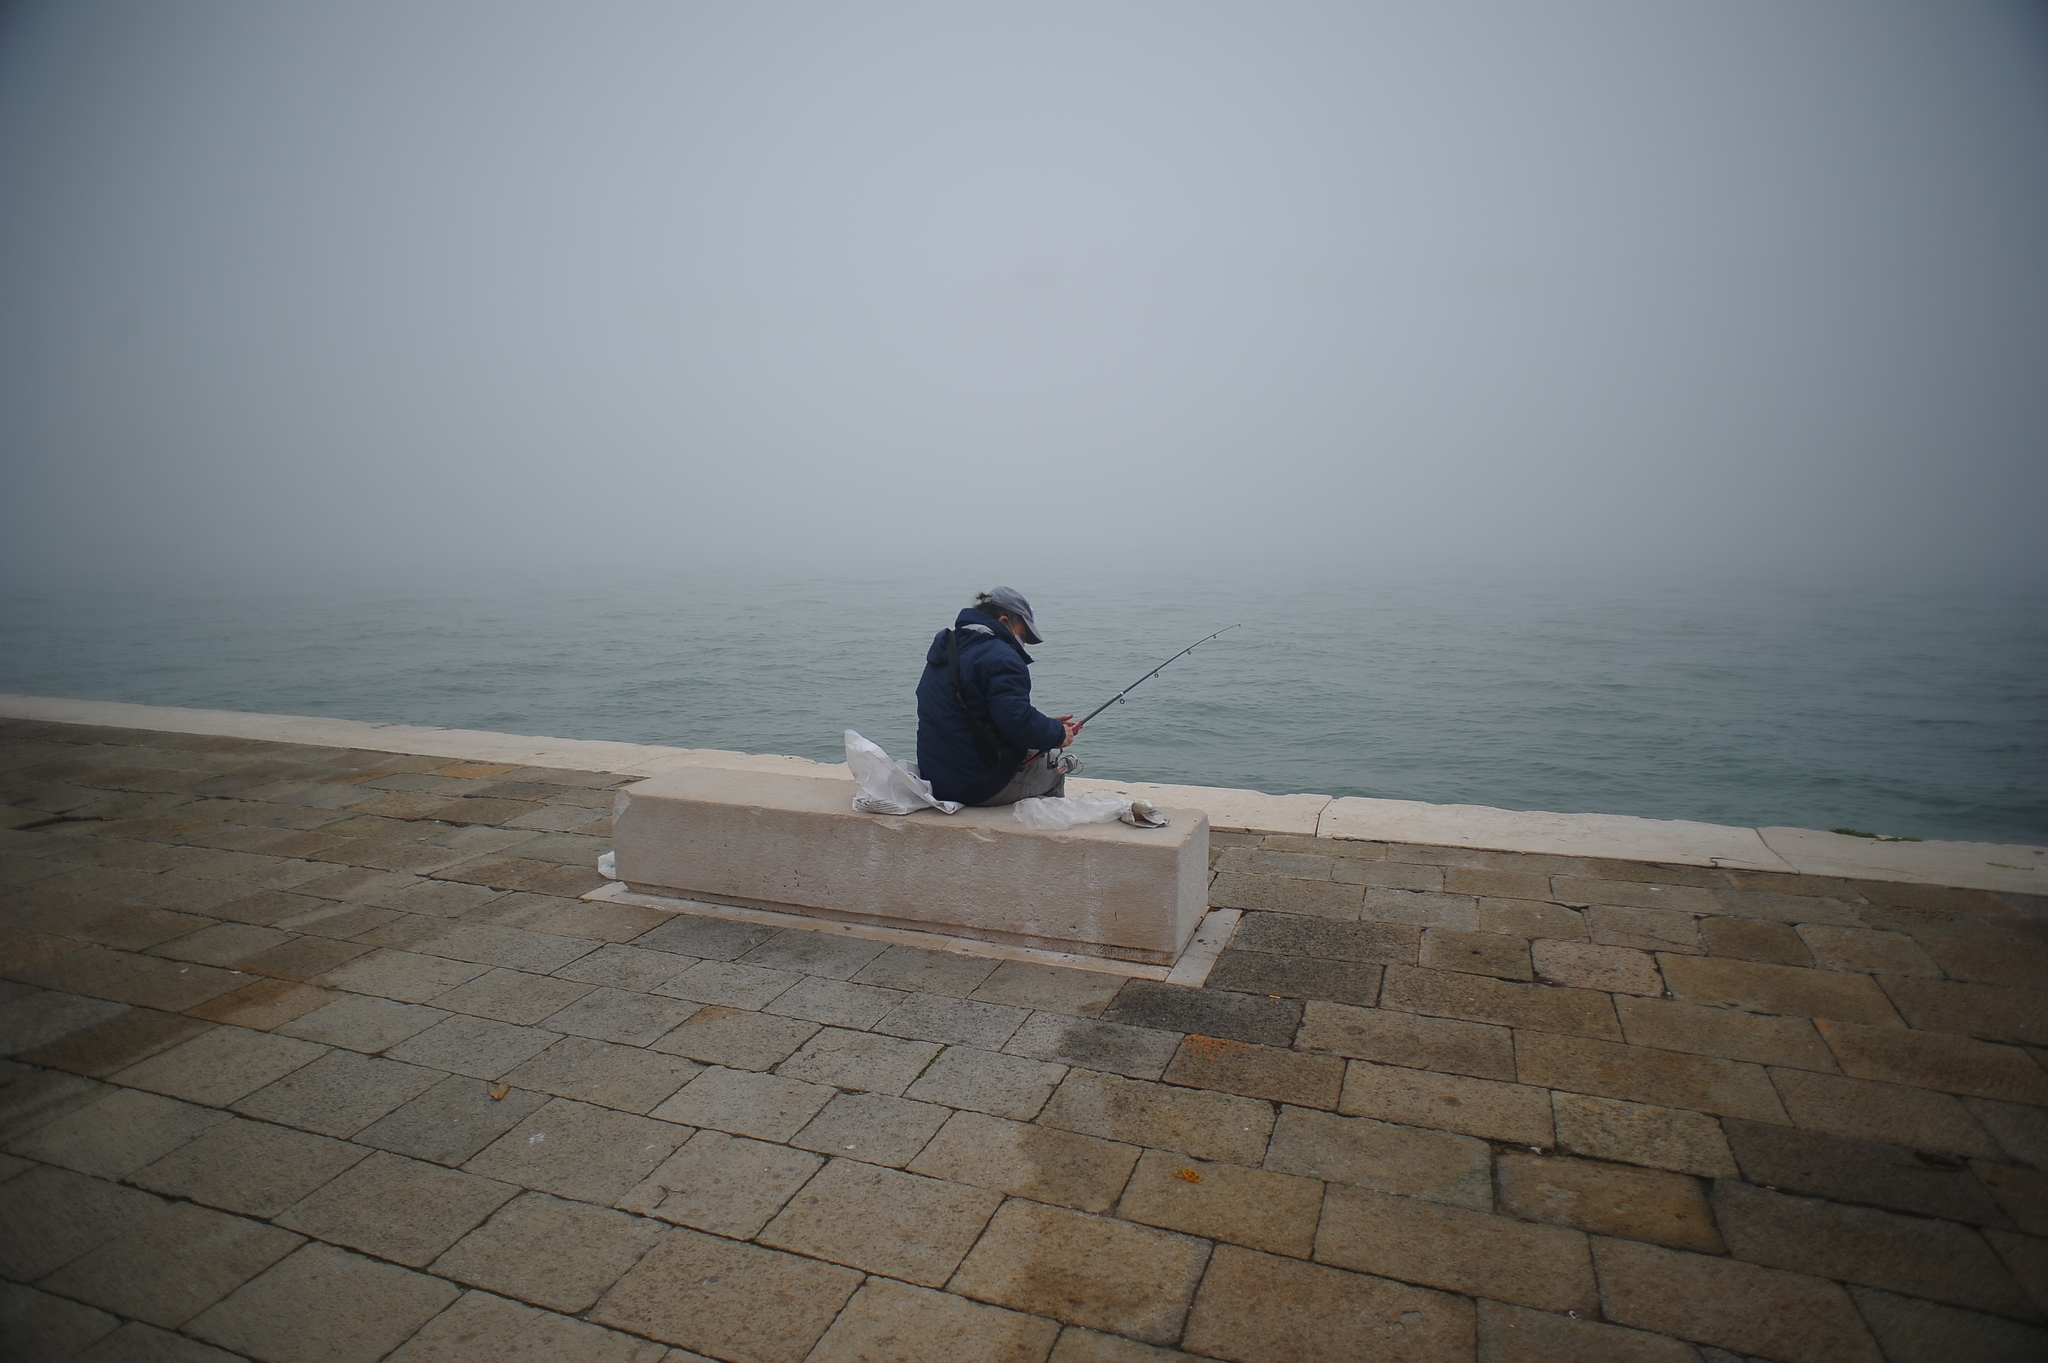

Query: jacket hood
[926,608,1032,667]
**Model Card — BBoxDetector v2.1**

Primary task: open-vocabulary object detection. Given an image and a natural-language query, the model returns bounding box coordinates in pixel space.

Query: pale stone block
[1264,1105,1493,1210]
[277,993,450,1052]
[1771,1069,2001,1159]
[759,1157,1003,1287]
[0,1163,168,1283]
[1318,797,1790,870]
[1038,1068,1274,1165]
[0,1282,119,1361]
[791,1091,951,1167]
[777,1028,942,1096]
[132,1117,368,1217]
[1615,995,1838,1073]
[430,1190,668,1311]
[1594,1238,1883,1362]
[1316,1184,1599,1313]
[112,1026,326,1107]
[353,1073,549,1167]
[876,992,1029,1049]
[612,767,1208,964]
[907,1109,1141,1213]
[231,1048,443,1137]
[1181,1243,1475,1363]
[1003,1011,1181,1080]
[1532,939,1664,995]
[386,1289,670,1363]
[970,960,1125,1017]
[1117,1149,1323,1257]
[949,1199,1210,1345]
[276,1149,515,1267]
[1516,1032,1789,1123]
[463,1098,687,1203]
[1049,1328,1197,1362]
[1295,1000,1515,1081]
[589,1227,862,1363]
[1339,1060,1554,1146]
[189,1242,459,1362]
[1848,1285,2048,1363]
[4,1086,230,1179]
[1495,1152,1723,1253]
[1475,1299,1702,1363]
[905,1045,1067,1120]
[650,1066,834,1142]
[617,1130,823,1237]
[499,1035,700,1114]
[386,1014,561,1080]
[1552,1093,1738,1177]
[807,1278,1062,1363]
[651,1005,819,1071]
[41,1199,303,1329]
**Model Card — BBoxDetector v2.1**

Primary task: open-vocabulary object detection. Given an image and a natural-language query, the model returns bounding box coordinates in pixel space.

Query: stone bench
[611,766,1209,965]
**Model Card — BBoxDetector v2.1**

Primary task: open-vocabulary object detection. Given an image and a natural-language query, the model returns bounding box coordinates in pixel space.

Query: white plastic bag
[597,850,618,879]
[845,730,962,816]
[1014,794,1172,830]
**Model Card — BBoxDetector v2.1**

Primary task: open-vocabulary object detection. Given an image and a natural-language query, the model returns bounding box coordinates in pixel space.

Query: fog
[3,0,2046,588]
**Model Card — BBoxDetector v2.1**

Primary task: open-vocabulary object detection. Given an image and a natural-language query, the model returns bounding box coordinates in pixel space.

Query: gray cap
[984,586,1043,644]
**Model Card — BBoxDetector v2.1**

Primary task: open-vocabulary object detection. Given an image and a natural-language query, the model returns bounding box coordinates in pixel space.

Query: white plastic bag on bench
[845,730,962,816]
[1012,794,1132,829]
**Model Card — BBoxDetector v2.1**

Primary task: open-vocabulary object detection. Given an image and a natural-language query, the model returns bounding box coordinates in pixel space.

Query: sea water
[2,565,2043,845]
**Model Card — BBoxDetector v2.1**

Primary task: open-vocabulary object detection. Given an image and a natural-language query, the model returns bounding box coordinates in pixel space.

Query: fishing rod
[1078,625,1241,728]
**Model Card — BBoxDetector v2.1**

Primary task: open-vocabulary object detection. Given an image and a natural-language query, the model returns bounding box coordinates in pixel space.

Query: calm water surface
[3,566,2043,844]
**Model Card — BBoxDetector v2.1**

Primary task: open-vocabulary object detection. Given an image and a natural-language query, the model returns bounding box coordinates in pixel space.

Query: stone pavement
[1,720,2045,1363]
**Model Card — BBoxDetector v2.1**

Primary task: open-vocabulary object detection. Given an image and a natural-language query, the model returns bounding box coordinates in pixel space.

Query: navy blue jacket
[915,608,1066,804]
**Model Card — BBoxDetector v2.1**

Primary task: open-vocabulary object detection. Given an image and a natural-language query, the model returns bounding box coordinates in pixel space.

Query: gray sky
[3,0,2045,586]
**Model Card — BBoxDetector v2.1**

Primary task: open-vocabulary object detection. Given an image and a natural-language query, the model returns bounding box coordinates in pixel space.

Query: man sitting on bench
[915,587,1082,807]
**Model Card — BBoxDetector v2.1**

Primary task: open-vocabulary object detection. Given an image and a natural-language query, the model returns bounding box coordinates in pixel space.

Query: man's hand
[1056,715,1082,748]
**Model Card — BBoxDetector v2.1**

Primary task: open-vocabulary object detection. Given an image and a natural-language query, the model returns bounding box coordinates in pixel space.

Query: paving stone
[501,1035,701,1113]
[229,1048,440,1138]
[1047,1326,1195,1362]
[1229,912,1420,965]
[1593,1236,1882,1363]
[1379,964,1622,1040]
[970,960,1124,1017]
[1100,980,1301,1046]
[1557,878,1719,913]
[313,948,487,1003]
[1496,1151,1721,1252]
[428,1189,667,1311]
[0,989,129,1054]
[631,915,780,961]
[1552,1093,1739,1177]
[760,1156,1001,1286]
[779,1027,942,1095]
[1587,906,1701,953]
[1713,886,1866,927]
[430,967,594,1025]
[1659,954,1902,1026]
[875,991,1029,1048]
[1797,924,1940,976]
[1162,1033,1343,1109]
[1265,1104,1492,1209]
[464,1097,686,1202]
[1970,1096,2048,1168]
[790,1090,952,1166]
[0,1067,109,1141]
[766,973,915,1029]
[1770,1069,2001,1158]
[1335,857,1452,890]
[1340,1059,1554,1145]
[651,1005,819,1070]
[658,959,803,1011]
[807,1277,1061,1363]
[1816,1018,2048,1104]
[1039,1068,1275,1164]
[1712,1179,2037,1319]
[1362,887,1481,929]
[83,911,221,953]
[186,976,337,1029]
[149,921,295,968]
[905,1043,1066,1119]
[617,1129,823,1236]
[1724,1118,2008,1224]
[386,1014,560,1079]
[385,1288,670,1363]
[188,1241,458,1362]
[1182,1241,1473,1363]
[1477,896,1589,940]
[13,945,245,1011]
[41,1198,303,1329]
[1986,1228,2048,1315]
[907,1109,1142,1213]
[1848,1285,2048,1363]
[0,1162,163,1281]
[4,1086,229,1177]
[1209,871,1363,918]
[1316,1183,1598,1311]
[650,1065,835,1141]
[1977,1162,2048,1235]
[0,1281,120,1361]
[553,943,695,992]
[1700,916,1812,966]
[1004,1011,1182,1080]
[1917,935,2048,991]
[1200,948,1383,1005]
[853,943,1004,997]
[1420,926,1533,980]
[1295,999,1516,1081]
[276,992,450,1052]
[1615,995,1838,1072]
[589,1226,861,1363]
[276,1148,516,1266]
[950,1198,1210,1345]
[735,930,888,980]
[1517,1032,1788,1122]
[1531,939,1664,996]
[72,1318,250,1361]
[132,1111,367,1214]
[1474,1298,1700,1363]
[113,1025,327,1106]
[1118,1147,1323,1257]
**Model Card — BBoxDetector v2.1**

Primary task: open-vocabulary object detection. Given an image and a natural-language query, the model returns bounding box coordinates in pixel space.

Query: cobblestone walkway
[2,720,2045,1363]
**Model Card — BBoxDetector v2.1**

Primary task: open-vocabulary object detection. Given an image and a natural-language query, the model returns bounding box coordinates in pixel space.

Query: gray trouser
[972,750,1069,807]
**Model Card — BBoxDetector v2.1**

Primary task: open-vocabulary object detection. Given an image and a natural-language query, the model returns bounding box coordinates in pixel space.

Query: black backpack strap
[948,628,1023,772]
